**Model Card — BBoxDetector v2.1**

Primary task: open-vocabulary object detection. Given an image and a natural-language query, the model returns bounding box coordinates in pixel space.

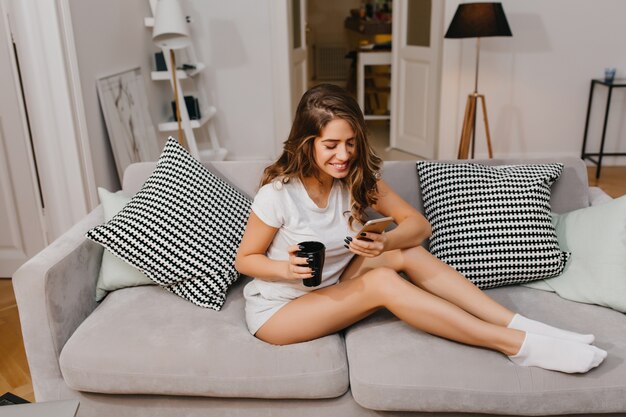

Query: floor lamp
[152,0,191,150]
[444,2,512,159]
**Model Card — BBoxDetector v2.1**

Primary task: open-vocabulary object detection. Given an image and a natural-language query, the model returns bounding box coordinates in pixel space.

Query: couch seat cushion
[346,286,626,415]
[59,278,349,399]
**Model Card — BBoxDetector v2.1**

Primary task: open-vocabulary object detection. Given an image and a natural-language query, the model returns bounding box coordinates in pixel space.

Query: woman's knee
[361,267,407,301]
[378,249,404,271]
[394,245,427,270]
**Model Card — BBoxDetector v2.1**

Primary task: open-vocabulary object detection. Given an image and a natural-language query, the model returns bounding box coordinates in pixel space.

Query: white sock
[508,333,607,373]
[507,314,595,344]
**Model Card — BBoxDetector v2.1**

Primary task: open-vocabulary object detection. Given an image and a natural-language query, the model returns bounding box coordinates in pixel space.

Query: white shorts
[243,278,340,335]
[243,280,294,335]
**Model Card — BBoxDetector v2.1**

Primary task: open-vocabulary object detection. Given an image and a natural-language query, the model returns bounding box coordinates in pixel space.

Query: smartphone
[356,217,394,240]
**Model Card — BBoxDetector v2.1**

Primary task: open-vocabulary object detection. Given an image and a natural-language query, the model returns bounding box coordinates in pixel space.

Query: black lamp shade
[444,2,512,39]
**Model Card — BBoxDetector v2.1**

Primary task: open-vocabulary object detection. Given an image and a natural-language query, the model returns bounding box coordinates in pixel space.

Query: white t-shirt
[248,177,359,302]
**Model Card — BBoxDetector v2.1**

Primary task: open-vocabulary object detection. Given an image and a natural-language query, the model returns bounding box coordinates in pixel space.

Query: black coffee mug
[297,241,326,287]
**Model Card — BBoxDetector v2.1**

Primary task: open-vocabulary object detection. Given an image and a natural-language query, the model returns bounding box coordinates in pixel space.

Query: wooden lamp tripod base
[457,92,493,159]
[169,49,189,151]
[445,1,513,159]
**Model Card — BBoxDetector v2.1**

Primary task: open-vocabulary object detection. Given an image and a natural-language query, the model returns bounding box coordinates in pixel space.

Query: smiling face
[312,118,356,182]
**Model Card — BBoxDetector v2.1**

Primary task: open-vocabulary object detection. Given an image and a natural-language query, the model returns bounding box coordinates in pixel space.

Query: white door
[289,0,307,114]
[0,0,46,277]
[390,0,443,159]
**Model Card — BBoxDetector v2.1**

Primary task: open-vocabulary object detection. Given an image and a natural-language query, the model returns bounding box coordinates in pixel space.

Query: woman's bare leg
[255,267,524,355]
[398,246,515,325]
[340,246,596,346]
[340,246,514,326]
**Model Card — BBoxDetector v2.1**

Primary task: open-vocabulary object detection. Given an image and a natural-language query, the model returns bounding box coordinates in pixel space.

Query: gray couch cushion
[59,277,349,399]
[345,286,626,415]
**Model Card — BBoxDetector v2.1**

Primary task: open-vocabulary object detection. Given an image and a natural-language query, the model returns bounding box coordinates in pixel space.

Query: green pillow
[95,188,154,301]
[524,195,626,312]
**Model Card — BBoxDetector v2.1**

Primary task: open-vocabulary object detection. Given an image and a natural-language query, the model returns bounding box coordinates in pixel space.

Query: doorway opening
[305,1,414,160]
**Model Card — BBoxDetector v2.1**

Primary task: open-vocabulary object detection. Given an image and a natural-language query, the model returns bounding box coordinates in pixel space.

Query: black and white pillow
[87,137,251,310]
[416,162,570,289]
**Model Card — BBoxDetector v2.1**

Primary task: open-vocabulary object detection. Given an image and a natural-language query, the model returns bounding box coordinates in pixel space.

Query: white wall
[438,0,626,164]
[183,0,278,161]
[69,0,168,191]
[69,0,280,192]
[69,0,626,184]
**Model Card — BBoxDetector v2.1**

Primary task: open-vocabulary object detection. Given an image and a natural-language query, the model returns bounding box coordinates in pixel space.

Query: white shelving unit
[150,63,206,81]
[157,105,216,131]
[146,1,226,161]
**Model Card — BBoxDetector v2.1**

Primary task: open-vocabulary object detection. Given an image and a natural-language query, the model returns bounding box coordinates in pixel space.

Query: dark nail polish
[344,244,349,249]
[360,232,366,236]
[346,236,353,242]
[343,238,350,244]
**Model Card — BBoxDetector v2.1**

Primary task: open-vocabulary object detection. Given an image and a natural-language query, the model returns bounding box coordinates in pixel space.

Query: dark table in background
[581,78,626,179]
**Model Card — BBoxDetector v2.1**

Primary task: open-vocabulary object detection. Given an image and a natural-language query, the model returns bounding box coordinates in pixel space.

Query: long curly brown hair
[261,84,382,228]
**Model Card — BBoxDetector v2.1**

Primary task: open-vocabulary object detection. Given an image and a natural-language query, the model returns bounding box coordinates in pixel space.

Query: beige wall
[68,0,168,191]
[306,0,361,81]
[307,0,360,45]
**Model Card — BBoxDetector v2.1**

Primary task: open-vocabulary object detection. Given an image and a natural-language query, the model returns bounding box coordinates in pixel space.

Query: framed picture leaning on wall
[96,67,161,181]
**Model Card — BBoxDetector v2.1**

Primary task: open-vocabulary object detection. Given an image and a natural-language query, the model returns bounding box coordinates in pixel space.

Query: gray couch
[13,158,626,417]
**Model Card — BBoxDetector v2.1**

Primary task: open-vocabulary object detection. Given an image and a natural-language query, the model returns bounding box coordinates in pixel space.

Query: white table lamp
[152,0,191,147]
[153,0,191,49]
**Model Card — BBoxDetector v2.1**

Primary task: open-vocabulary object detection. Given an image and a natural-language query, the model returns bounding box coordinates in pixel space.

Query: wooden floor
[0,166,624,403]
[0,279,34,402]
[587,166,626,198]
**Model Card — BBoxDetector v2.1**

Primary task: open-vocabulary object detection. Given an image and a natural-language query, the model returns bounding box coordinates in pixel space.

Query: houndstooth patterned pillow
[87,137,251,310]
[416,162,570,289]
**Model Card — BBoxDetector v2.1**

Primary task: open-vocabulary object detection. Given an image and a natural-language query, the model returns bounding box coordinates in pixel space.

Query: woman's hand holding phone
[344,217,394,258]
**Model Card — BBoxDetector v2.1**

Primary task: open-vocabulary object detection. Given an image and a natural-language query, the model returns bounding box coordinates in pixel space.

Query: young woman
[235,84,606,374]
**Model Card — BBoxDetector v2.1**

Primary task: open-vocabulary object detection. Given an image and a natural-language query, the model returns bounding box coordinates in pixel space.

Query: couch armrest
[12,206,104,400]
[589,186,613,206]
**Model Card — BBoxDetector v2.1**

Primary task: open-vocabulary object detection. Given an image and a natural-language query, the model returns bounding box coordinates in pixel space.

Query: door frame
[268,0,309,157]
[288,0,307,116]
[0,0,47,274]
[389,0,444,159]
[270,0,445,160]
[268,0,293,156]
[6,0,97,240]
